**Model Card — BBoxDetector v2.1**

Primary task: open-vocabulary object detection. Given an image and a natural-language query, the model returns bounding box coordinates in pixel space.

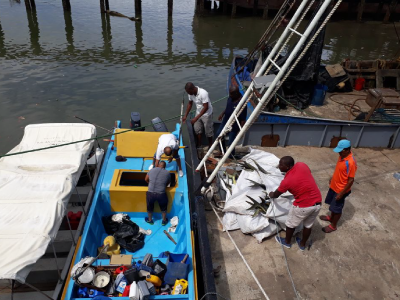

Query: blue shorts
[325,188,351,214]
[146,192,168,212]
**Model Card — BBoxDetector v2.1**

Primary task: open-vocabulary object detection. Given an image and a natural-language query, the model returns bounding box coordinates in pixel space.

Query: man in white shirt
[182,82,214,148]
[150,133,183,177]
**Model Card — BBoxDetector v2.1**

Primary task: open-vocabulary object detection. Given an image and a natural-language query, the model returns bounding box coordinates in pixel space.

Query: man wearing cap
[269,156,322,251]
[145,161,171,226]
[150,133,183,177]
[182,82,214,148]
[320,139,357,233]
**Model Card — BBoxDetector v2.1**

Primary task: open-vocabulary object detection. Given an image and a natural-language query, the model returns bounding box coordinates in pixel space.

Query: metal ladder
[196,0,343,192]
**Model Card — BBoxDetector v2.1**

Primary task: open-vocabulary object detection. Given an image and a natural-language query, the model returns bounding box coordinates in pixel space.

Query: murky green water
[0,0,399,154]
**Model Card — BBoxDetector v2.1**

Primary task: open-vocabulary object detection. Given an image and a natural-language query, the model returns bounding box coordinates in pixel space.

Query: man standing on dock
[182,82,214,148]
[269,156,322,251]
[150,133,183,177]
[145,161,171,226]
[320,139,357,233]
[216,85,246,157]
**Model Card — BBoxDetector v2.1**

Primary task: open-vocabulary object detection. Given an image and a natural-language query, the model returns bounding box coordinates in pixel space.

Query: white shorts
[285,204,321,229]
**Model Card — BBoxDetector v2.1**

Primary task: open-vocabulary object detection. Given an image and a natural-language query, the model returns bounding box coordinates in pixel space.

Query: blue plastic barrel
[311,84,328,106]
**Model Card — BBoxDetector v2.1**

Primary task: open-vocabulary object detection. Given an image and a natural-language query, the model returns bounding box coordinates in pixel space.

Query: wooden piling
[384,0,398,23]
[24,0,36,11]
[135,0,142,16]
[100,0,105,13]
[168,0,173,16]
[29,0,36,11]
[62,0,71,12]
[231,1,237,18]
[223,0,228,14]
[105,0,110,11]
[357,0,365,22]
[253,0,258,16]
[262,2,268,19]
[198,0,204,15]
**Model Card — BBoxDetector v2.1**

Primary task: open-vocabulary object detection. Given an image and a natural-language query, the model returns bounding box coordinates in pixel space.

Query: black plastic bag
[102,215,145,253]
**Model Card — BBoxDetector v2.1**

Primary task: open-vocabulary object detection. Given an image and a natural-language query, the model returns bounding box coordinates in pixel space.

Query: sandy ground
[206,146,400,300]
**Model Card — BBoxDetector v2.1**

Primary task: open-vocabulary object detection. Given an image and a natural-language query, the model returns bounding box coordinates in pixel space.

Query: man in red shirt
[269,156,322,251]
[320,139,357,233]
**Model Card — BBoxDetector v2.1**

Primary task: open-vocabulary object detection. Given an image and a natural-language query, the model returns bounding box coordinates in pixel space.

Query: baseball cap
[333,139,351,153]
[115,155,127,162]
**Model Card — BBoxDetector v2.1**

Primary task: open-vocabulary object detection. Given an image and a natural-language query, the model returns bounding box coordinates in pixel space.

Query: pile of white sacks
[221,148,295,243]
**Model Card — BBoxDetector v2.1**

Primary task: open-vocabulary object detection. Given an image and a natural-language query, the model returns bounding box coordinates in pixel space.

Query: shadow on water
[26,5,41,55]
[167,15,173,59]
[64,11,74,53]
[135,17,144,58]
[0,20,5,56]
[101,13,112,55]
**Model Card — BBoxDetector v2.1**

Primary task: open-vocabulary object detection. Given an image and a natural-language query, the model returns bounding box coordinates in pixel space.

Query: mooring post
[62,0,71,11]
[231,0,237,18]
[168,0,173,16]
[384,0,398,23]
[135,0,142,16]
[253,0,258,16]
[262,2,269,19]
[105,0,110,11]
[357,0,365,22]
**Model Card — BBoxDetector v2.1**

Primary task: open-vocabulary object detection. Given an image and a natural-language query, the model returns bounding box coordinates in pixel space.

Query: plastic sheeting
[0,123,96,282]
[221,148,295,243]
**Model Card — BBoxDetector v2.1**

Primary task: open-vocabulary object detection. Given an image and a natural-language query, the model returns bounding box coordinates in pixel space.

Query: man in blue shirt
[216,85,247,156]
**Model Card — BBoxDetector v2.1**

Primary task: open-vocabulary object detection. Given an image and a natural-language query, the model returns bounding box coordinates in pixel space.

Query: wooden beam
[384,0,398,23]
[262,2,268,19]
[168,0,173,16]
[357,0,365,23]
[231,0,237,18]
[62,0,71,12]
[253,0,258,16]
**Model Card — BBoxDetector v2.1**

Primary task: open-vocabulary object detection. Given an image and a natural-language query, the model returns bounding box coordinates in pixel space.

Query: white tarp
[221,148,295,242]
[0,123,96,282]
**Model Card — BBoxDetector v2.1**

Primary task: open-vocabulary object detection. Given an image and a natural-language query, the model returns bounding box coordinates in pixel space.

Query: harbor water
[0,0,399,154]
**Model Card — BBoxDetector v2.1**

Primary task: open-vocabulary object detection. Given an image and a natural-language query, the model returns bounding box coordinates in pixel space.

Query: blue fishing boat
[62,121,198,299]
